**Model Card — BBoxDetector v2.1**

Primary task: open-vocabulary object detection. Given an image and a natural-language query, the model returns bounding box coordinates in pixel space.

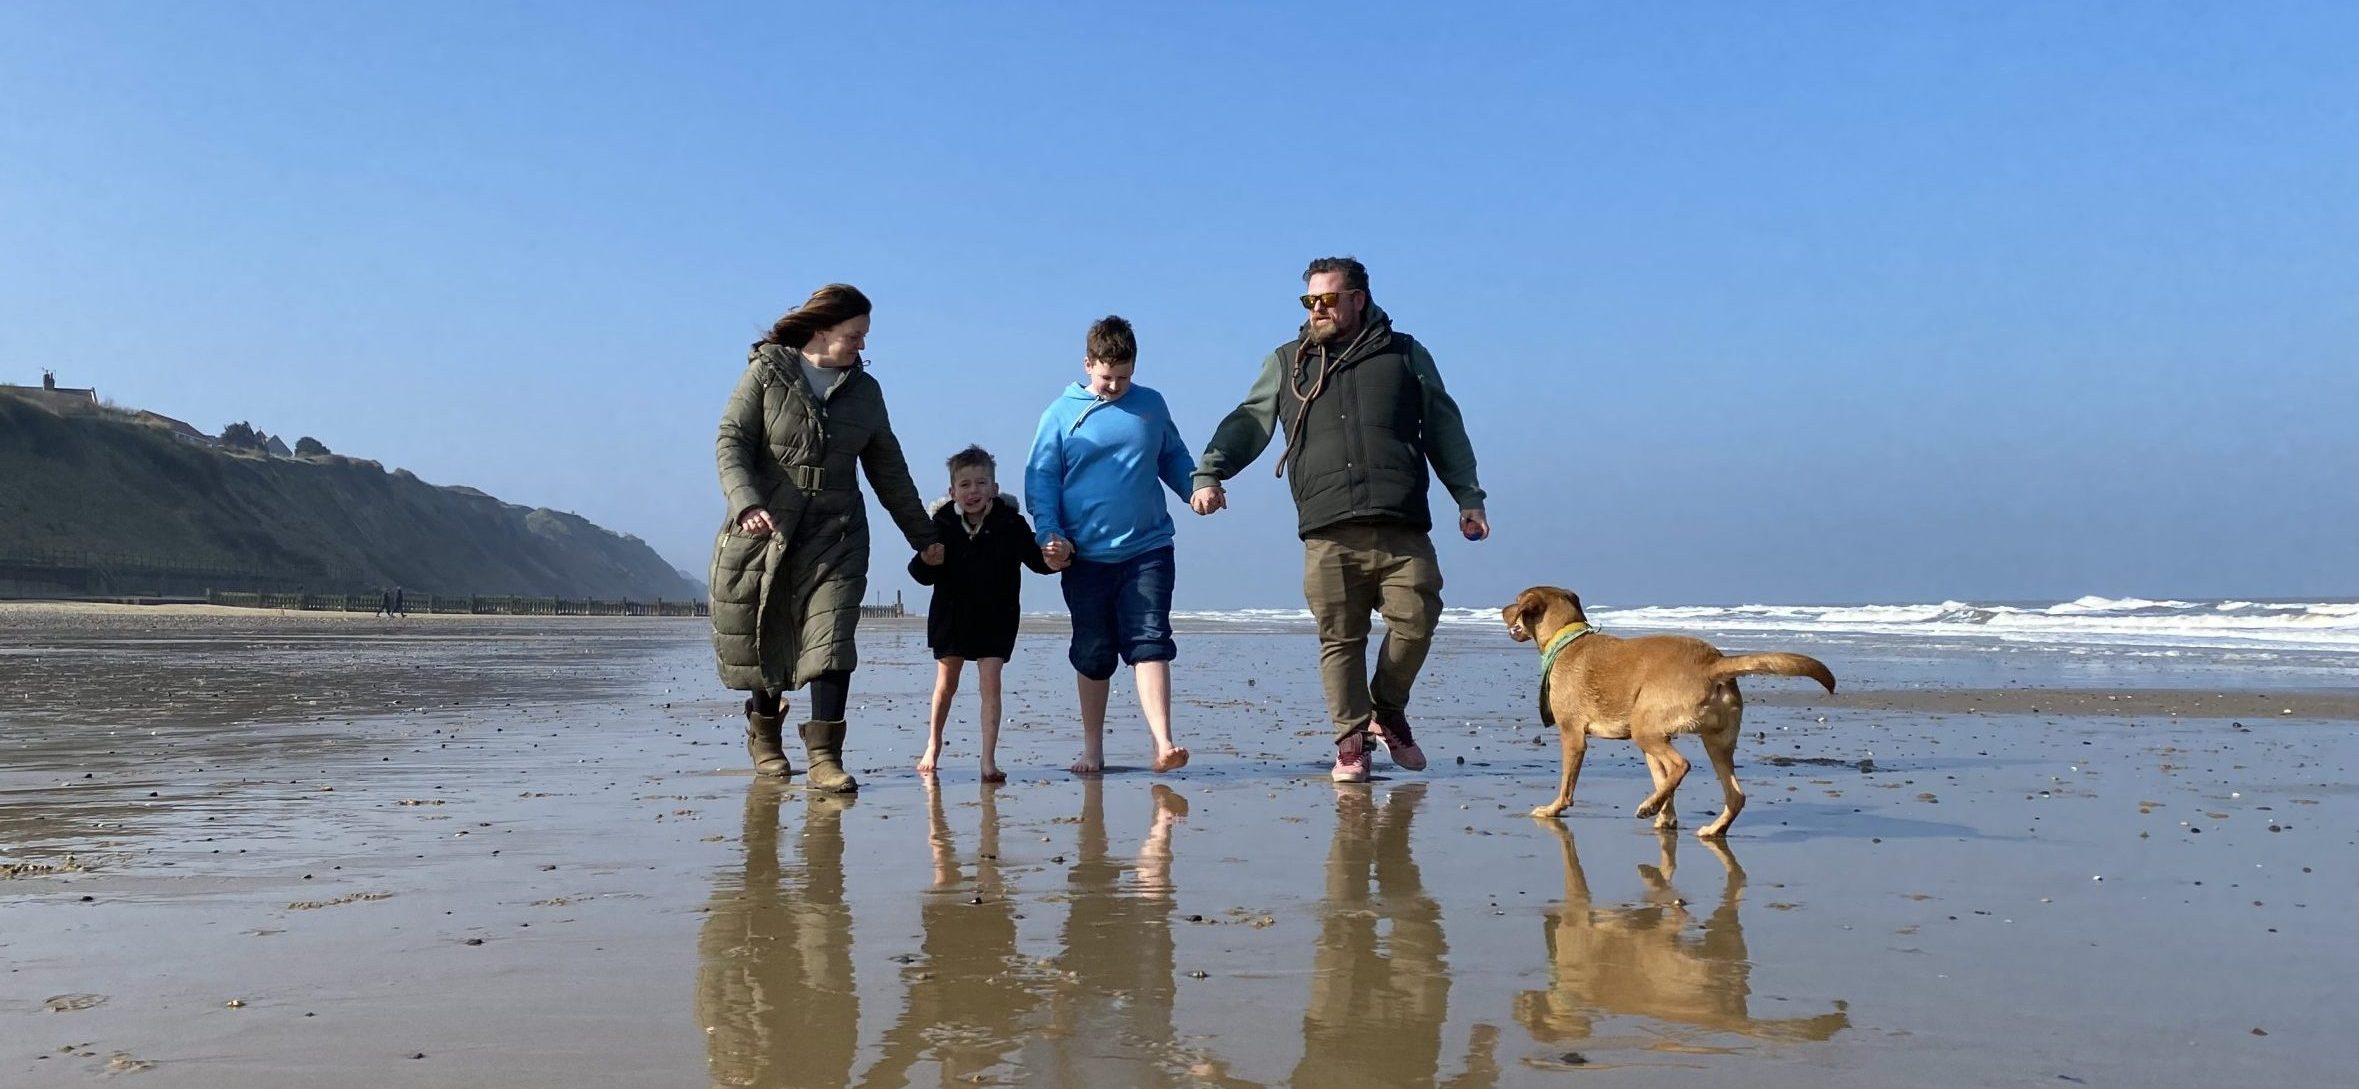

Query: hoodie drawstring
[1276,323,1374,478]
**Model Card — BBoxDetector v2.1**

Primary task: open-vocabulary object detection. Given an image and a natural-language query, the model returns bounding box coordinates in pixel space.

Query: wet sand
[4,612,2354,1087]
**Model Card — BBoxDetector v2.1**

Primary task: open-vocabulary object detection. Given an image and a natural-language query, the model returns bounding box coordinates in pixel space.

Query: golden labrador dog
[1516,824,1850,1045]
[1503,586,1835,838]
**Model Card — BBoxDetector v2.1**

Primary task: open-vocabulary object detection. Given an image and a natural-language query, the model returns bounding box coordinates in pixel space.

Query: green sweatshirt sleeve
[1410,342,1486,512]
[1192,349,1286,490]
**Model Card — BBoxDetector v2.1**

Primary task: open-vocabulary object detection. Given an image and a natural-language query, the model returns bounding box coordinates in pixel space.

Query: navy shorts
[1059,546,1177,681]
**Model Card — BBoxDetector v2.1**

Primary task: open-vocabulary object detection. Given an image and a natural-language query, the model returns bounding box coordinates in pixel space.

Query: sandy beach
[4,609,2354,1087]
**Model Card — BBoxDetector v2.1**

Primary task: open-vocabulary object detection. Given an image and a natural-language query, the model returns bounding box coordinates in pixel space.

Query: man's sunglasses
[1299,290,1360,310]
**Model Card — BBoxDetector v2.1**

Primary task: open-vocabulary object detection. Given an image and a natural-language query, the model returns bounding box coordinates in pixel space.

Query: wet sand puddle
[4,614,2354,1086]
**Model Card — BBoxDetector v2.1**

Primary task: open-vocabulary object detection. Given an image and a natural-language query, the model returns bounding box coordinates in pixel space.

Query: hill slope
[0,393,699,600]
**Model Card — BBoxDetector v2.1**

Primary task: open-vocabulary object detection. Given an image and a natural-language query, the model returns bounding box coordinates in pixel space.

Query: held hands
[1041,535,1073,571]
[1459,509,1491,542]
[738,508,778,536]
[919,543,945,566]
[1189,484,1226,516]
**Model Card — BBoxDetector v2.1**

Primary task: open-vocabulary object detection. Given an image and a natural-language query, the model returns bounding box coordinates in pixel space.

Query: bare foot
[1069,753,1104,775]
[1152,747,1190,774]
[980,763,1007,784]
[916,747,939,776]
[1138,787,1183,896]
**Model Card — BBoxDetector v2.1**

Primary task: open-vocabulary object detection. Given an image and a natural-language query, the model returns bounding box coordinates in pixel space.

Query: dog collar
[1537,623,1595,727]
[1541,623,1594,672]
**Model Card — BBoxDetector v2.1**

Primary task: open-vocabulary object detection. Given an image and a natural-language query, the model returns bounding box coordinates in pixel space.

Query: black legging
[750,670,849,721]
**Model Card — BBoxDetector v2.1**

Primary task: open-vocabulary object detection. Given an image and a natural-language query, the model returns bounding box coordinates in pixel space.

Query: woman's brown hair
[757,283,872,350]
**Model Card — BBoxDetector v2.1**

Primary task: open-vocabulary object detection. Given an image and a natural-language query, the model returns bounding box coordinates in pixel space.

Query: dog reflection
[1516,825,1848,1046]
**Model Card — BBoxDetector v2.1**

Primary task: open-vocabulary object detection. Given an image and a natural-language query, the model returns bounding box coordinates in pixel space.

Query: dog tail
[1709,652,1836,693]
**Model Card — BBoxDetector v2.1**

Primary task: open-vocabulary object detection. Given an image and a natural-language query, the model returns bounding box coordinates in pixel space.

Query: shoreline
[8,602,2350,718]
[1753,685,2359,721]
[0,601,720,622]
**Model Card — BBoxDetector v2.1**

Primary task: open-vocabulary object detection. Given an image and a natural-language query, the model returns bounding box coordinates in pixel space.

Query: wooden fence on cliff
[201,590,908,619]
[3,549,910,620]
[204,590,712,617]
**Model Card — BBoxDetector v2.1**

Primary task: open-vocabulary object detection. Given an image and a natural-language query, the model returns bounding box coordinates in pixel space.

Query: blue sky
[4,2,2354,609]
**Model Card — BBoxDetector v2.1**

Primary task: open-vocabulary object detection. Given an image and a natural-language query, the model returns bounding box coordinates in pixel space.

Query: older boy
[1026,315,1195,775]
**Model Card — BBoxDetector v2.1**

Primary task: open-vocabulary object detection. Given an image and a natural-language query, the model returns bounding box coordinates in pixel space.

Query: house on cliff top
[0,370,99,410]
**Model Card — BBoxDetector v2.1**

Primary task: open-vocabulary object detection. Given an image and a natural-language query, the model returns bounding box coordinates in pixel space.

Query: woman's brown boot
[799,719,857,794]
[744,700,792,778]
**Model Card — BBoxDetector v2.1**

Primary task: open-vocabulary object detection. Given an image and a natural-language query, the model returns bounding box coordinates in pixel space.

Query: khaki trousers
[1302,523,1444,744]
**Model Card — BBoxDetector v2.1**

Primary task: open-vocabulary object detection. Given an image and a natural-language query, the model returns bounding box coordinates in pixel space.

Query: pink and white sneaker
[1370,711,1428,772]
[1330,733,1372,783]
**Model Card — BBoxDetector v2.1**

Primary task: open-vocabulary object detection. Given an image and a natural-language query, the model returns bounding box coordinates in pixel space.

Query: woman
[712,283,941,792]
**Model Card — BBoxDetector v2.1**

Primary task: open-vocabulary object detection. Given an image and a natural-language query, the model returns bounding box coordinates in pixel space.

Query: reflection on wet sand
[858,780,1047,1087]
[694,781,1841,1089]
[698,783,860,1089]
[1517,824,1849,1055]
[698,778,1256,1089]
[1298,784,1500,1089]
[1025,779,1257,1087]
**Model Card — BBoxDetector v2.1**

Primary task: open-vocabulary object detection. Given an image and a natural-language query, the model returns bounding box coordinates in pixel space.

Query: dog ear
[1549,587,1587,621]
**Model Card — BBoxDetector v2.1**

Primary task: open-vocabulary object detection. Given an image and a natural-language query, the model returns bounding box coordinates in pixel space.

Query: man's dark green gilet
[1277,323,1433,538]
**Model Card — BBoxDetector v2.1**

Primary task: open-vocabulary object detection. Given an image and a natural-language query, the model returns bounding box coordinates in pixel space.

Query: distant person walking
[391,586,405,617]
[711,283,943,793]
[1191,257,1488,783]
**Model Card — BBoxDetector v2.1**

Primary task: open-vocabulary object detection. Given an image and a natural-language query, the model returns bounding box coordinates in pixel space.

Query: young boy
[1025,315,1195,776]
[908,445,1056,782]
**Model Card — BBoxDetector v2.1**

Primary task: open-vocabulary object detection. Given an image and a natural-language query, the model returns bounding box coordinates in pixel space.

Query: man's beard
[1305,316,1353,344]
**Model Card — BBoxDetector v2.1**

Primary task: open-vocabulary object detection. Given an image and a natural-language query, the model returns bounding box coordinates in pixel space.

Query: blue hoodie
[1026,381,1196,563]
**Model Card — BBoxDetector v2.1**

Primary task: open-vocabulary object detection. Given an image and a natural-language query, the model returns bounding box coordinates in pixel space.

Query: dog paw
[1529,805,1566,820]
